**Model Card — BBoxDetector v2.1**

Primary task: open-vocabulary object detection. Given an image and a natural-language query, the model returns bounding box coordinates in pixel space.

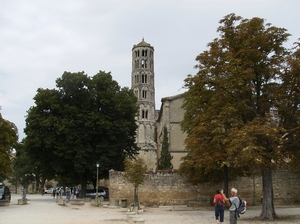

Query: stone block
[126,212,136,222]
[0,200,10,206]
[131,217,145,224]
[18,199,27,205]
[57,199,66,206]
[90,199,102,206]
[70,199,84,205]
[83,197,91,202]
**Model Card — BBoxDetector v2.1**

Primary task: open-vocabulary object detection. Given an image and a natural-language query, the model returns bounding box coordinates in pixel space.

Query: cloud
[1,0,300,140]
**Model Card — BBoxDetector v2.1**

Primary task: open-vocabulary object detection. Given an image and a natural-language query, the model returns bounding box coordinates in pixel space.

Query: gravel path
[1,194,299,224]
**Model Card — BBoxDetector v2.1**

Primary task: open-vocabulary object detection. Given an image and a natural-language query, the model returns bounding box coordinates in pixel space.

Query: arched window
[142,50,148,57]
[141,109,148,119]
[142,74,147,83]
[142,90,147,99]
[141,110,145,119]
[135,60,139,69]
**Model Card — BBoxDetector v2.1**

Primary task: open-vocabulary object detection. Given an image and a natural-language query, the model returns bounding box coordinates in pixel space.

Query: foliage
[278,41,300,173]
[180,13,299,219]
[124,157,147,188]
[124,157,147,207]
[0,112,18,179]
[157,126,173,170]
[11,142,37,187]
[24,71,138,195]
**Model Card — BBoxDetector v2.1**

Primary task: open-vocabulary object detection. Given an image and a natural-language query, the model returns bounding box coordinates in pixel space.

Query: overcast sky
[1,0,299,140]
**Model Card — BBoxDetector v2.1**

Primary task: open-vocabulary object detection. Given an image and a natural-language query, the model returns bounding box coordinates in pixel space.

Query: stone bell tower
[131,38,157,170]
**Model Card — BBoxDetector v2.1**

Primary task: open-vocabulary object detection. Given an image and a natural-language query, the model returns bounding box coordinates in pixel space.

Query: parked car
[76,187,109,199]
[44,188,53,194]
[86,188,106,199]
[0,182,11,202]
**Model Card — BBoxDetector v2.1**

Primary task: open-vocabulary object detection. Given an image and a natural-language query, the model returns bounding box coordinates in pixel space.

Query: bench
[188,198,210,208]
[168,199,189,210]
[188,201,201,208]
[170,198,209,209]
[261,196,293,205]
[274,197,292,205]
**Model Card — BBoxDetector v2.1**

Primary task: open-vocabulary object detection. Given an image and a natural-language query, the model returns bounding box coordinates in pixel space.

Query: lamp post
[95,161,99,206]
[253,174,257,206]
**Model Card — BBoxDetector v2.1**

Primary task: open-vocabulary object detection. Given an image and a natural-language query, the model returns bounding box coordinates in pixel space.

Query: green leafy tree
[24,71,138,197]
[157,126,173,170]
[124,157,147,208]
[180,14,299,219]
[11,142,37,188]
[0,112,18,179]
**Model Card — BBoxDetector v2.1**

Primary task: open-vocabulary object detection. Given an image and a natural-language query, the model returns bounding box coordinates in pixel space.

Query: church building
[131,39,187,170]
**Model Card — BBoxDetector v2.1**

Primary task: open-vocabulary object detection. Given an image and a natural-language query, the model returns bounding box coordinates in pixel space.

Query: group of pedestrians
[52,187,62,199]
[213,187,240,224]
[50,186,78,201]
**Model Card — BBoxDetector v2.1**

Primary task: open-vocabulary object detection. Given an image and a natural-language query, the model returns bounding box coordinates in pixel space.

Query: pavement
[1,194,300,224]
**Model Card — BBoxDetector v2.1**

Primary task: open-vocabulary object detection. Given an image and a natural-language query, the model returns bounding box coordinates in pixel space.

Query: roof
[132,38,154,50]
[161,93,185,102]
[156,93,186,122]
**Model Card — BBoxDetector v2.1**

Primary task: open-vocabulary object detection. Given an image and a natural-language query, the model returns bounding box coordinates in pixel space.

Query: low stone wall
[109,168,300,207]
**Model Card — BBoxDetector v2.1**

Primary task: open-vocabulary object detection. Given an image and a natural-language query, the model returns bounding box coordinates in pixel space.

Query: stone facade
[132,39,188,171]
[109,168,300,207]
[132,39,157,171]
[156,93,188,169]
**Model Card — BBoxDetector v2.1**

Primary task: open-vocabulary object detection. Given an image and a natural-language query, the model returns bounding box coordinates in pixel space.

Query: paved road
[1,194,300,224]
[0,194,126,224]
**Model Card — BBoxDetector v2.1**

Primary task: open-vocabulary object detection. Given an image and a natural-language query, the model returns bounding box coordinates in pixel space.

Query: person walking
[214,189,225,224]
[52,188,56,198]
[66,187,71,202]
[221,188,240,224]
[72,187,76,199]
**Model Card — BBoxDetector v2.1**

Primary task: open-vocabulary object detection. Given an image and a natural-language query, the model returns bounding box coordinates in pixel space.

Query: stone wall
[109,168,300,207]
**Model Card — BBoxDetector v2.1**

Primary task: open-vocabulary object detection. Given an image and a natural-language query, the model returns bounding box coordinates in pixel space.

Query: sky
[1,0,300,140]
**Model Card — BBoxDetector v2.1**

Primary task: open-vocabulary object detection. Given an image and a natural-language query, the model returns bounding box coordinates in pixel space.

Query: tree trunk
[134,187,139,208]
[80,174,87,198]
[224,165,229,196]
[40,177,46,189]
[260,168,277,219]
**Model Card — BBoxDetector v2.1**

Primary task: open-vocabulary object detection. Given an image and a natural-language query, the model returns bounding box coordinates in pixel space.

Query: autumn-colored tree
[124,157,147,208]
[278,41,300,174]
[157,126,173,170]
[0,112,18,179]
[180,14,299,219]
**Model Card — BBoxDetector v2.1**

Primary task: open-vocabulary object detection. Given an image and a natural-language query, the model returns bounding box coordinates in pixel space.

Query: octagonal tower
[131,39,157,170]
